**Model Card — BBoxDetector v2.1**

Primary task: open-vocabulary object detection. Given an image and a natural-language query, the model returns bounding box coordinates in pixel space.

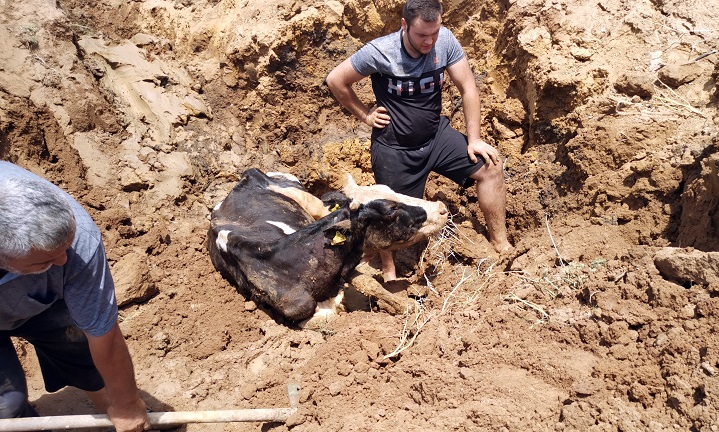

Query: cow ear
[327,219,352,232]
[364,200,395,217]
[343,173,360,198]
[356,203,383,226]
[344,173,357,188]
[325,219,352,245]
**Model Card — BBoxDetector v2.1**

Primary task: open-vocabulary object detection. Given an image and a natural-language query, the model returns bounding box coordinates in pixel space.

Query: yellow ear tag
[330,204,340,212]
[331,231,346,245]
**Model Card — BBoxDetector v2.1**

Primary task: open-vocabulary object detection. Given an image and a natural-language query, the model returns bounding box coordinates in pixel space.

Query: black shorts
[0,301,105,396]
[371,116,485,198]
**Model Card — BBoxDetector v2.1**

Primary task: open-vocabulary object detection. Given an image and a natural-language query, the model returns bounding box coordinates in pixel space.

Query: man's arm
[446,57,501,165]
[326,58,391,128]
[86,323,150,432]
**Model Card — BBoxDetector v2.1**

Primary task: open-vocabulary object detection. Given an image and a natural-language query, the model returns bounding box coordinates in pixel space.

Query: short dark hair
[403,0,443,27]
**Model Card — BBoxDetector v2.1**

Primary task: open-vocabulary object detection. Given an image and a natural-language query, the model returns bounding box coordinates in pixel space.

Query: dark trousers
[0,301,104,418]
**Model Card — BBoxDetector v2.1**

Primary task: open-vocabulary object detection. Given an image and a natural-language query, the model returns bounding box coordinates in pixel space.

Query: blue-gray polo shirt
[0,161,117,337]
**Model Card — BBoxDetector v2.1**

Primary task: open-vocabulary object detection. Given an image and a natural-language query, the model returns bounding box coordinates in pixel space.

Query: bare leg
[379,249,397,282]
[471,162,512,253]
[86,388,110,414]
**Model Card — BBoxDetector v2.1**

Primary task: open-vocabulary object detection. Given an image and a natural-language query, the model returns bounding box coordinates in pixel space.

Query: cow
[207,168,448,324]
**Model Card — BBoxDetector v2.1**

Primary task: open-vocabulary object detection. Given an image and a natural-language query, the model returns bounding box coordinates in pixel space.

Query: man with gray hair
[0,161,150,432]
[326,0,512,281]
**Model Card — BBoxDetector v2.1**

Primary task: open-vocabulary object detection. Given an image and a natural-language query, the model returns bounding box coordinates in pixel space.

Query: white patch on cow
[267,171,300,183]
[268,184,328,220]
[215,230,231,252]
[315,289,345,316]
[266,220,296,235]
[299,290,345,329]
[213,200,223,211]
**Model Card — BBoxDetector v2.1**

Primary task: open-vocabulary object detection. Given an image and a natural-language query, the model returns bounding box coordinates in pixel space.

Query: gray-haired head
[0,177,76,264]
[403,0,443,27]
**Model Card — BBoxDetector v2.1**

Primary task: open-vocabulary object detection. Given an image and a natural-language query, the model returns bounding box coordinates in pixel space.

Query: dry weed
[503,215,598,324]
[16,25,39,49]
[654,80,708,118]
[418,215,472,276]
[503,292,549,325]
[385,218,501,358]
[383,306,434,359]
[386,213,602,356]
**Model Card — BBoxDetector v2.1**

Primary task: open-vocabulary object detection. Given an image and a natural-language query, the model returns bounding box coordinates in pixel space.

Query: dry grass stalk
[654,80,708,118]
[440,267,473,314]
[424,274,438,296]
[383,306,434,359]
[610,86,705,120]
[418,215,469,276]
[385,262,499,358]
[512,272,558,299]
[385,219,501,358]
[545,214,566,267]
[496,215,586,324]
[504,292,549,325]
[440,260,499,313]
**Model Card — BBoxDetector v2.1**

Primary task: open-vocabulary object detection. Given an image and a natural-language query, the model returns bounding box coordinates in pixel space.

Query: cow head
[342,174,448,250]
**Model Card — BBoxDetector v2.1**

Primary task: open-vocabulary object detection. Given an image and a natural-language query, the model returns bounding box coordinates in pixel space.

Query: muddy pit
[2,0,719,430]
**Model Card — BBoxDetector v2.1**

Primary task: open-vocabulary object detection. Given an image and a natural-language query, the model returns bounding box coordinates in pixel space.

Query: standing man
[0,161,150,432]
[326,0,511,280]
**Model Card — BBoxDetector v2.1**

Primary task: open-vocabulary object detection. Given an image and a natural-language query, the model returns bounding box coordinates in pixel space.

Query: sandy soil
[2,0,719,430]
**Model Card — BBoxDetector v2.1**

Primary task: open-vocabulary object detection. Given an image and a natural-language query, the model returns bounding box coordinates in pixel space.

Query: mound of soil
[2,0,718,430]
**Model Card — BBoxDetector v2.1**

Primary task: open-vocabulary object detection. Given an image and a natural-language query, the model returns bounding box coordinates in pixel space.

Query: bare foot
[491,240,513,255]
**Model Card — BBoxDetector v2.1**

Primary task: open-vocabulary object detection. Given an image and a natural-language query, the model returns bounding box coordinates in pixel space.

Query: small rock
[572,378,600,396]
[614,72,654,98]
[570,46,592,61]
[654,248,719,286]
[658,63,702,87]
[654,333,668,347]
[183,95,213,119]
[118,167,150,192]
[239,383,256,400]
[285,411,305,428]
[701,362,717,376]
[157,152,194,178]
[328,381,343,396]
[113,251,158,306]
[131,33,157,46]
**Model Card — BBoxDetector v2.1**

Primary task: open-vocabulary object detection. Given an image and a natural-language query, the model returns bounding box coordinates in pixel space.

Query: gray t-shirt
[350,27,465,148]
[0,161,118,337]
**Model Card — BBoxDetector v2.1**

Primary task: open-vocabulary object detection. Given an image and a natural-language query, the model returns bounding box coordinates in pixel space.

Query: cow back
[210,168,315,244]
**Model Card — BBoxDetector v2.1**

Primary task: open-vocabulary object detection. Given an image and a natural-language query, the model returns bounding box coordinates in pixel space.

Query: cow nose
[438,202,448,215]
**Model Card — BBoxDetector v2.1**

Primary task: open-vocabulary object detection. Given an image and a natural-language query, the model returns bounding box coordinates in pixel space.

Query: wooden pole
[0,408,297,431]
